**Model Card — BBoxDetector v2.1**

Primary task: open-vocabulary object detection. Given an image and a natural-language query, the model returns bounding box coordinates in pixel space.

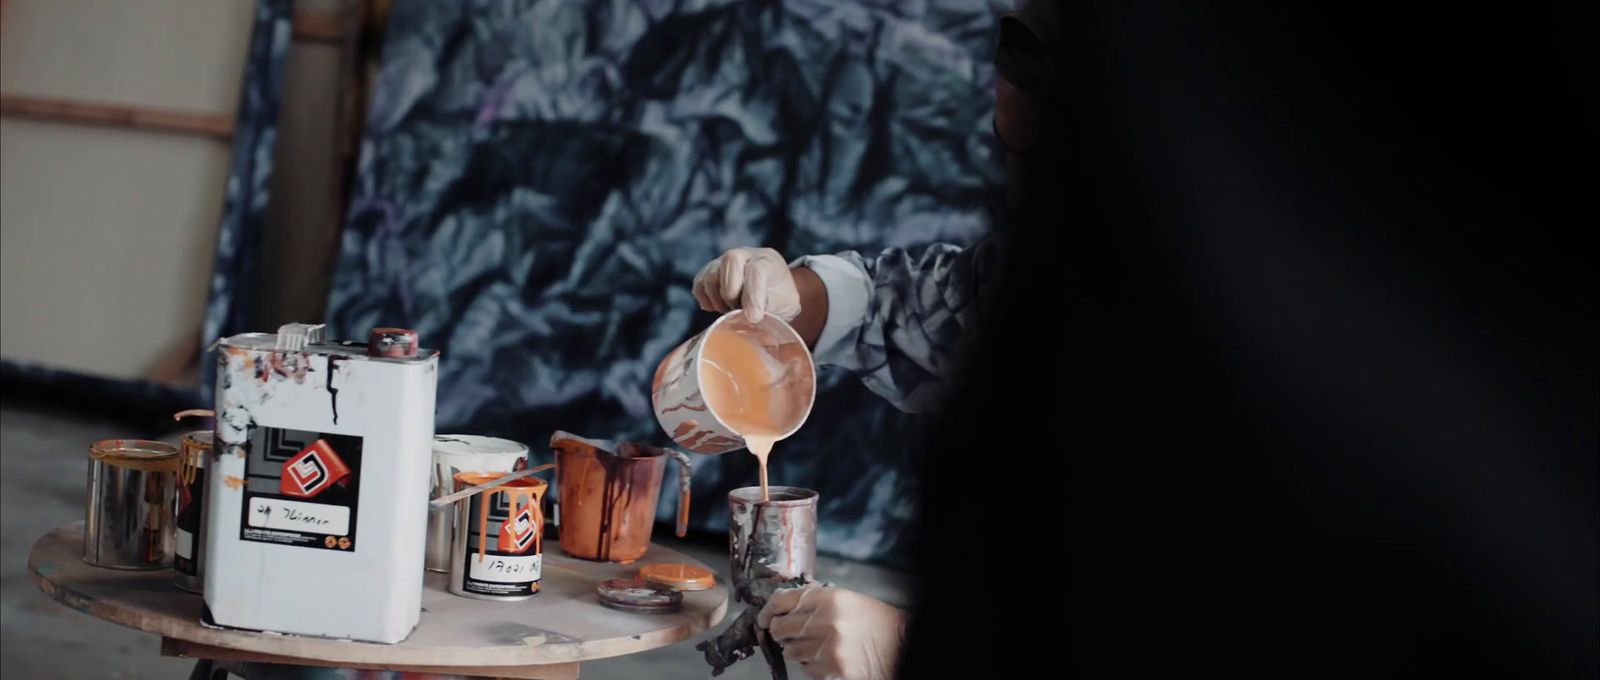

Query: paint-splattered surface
[0,404,908,679]
[28,522,728,665]
[198,0,294,404]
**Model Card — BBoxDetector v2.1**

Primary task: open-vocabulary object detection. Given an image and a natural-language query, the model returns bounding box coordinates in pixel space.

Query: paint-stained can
[697,486,818,676]
[448,471,547,601]
[206,323,438,644]
[426,435,529,573]
[651,312,816,454]
[549,431,694,563]
[173,430,212,592]
[727,486,817,600]
[84,439,180,570]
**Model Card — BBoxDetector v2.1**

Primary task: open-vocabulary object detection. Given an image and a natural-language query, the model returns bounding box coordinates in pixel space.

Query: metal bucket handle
[669,450,692,537]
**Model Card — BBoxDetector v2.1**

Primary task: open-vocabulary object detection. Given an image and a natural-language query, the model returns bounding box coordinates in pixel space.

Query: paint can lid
[597,578,683,614]
[638,563,717,591]
[368,327,418,358]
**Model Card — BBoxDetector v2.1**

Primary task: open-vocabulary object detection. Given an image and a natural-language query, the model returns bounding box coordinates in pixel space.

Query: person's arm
[693,237,1001,413]
[788,264,829,349]
[794,238,1000,413]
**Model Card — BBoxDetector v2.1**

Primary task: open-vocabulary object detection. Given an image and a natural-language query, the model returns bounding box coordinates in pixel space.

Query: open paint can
[84,439,179,570]
[427,435,529,572]
[698,486,820,676]
[727,486,818,596]
[448,471,548,601]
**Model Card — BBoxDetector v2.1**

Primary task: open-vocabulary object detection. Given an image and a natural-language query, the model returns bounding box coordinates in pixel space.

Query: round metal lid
[597,578,682,614]
[638,563,717,592]
[432,434,529,456]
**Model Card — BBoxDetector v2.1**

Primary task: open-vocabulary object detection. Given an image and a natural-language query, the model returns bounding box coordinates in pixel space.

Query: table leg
[188,659,229,680]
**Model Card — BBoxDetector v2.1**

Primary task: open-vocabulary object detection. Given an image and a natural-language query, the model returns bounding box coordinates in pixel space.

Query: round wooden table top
[29,522,728,668]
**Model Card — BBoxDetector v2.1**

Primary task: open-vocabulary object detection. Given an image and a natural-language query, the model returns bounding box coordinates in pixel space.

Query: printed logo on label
[499,504,538,554]
[242,427,363,551]
[280,439,351,498]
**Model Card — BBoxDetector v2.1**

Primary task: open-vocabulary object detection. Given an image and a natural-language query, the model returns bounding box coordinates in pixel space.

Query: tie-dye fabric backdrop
[200,0,294,401]
[325,0,1008,564]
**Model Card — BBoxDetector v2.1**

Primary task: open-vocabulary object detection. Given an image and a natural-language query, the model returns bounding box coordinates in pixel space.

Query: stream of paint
[700,327,789,501]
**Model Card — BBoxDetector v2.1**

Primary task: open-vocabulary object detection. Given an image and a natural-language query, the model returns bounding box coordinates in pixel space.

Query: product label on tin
[461,491,542,596]
[174,475,205,575]
[239,427,363,551]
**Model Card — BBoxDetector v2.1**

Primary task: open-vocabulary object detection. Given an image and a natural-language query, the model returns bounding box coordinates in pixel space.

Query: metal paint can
[449,471,547,601]
[84,439,180,570]
[698,486,819,676]
[727,486,817,600]
[207,323,438,644]
[173,430,212,592]
[427,435,529,573]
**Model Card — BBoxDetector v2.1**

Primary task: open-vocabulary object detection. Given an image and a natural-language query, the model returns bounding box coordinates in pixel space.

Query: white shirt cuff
[792,254,872,368]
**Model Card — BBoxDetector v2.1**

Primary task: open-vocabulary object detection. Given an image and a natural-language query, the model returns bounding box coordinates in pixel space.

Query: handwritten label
[468,553,541,583]
[248,497,350,536]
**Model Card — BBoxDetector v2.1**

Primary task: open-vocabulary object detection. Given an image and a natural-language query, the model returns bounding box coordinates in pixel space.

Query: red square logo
[498,503,538,554]
[280,439,351,498]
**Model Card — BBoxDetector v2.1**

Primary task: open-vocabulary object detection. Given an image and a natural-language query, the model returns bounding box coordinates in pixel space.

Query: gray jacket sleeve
[793,235,1001,413]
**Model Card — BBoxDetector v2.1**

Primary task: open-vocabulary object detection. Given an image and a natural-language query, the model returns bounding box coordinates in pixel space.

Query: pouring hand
[692,247,803,324]
[757,585,907,680]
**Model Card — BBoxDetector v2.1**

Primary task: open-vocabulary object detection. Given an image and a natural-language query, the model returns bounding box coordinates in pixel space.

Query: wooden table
[29,522,728,679]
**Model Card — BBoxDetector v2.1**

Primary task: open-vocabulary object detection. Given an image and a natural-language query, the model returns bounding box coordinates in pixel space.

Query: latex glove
[692,247,801,324]
[757,585,907,680]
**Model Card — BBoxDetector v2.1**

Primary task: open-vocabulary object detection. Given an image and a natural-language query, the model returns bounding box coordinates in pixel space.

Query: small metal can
[84,439,180,569]
[427,435,529,573]
[727,486,818,600]
[449,472,547,601]
[173,430,212,592]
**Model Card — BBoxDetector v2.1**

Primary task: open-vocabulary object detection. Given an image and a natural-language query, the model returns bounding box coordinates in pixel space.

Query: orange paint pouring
[699,326,790,501]
[453,471,547,563]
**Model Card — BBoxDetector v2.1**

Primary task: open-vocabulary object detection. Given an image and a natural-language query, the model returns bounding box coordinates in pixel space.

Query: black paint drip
[596,450,623,561]
[326,356,345,425]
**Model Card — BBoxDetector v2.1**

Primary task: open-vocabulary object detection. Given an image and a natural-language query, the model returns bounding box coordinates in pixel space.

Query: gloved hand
[692,247,801,324]
[757,585,907,680]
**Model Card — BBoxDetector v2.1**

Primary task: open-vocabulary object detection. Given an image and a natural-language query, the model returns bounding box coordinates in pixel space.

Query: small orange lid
[638,563,716,591]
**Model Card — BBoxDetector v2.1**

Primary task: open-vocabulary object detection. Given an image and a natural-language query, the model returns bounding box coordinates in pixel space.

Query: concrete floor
[1,404,910,679]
